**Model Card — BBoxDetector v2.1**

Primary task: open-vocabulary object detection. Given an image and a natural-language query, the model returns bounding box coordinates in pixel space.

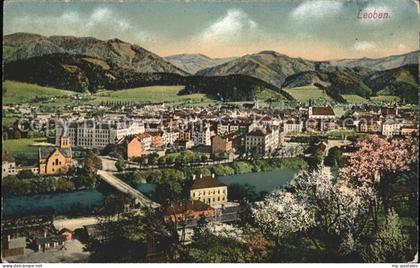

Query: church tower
[60,135,71,149]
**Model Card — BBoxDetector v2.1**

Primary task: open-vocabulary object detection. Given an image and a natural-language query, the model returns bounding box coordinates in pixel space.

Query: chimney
[44,231,47,238]
[212,173,215,178]
[199,174,202,179]
[192,174,196,181]
[7,235,11,242]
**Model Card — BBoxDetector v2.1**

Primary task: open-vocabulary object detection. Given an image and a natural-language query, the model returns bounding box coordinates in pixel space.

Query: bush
[230,161,253,174]
[210,164,235,176]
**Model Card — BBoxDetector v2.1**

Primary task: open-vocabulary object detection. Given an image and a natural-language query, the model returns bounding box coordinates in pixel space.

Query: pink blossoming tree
[340,135,418,186]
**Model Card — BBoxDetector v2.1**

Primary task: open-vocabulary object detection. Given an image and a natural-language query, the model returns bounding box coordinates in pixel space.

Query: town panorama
[1,0,419,265]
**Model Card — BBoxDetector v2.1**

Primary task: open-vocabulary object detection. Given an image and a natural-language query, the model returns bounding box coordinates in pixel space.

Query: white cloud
[90,7,113,22]
[290,0,343,22]
[60,11,80,23]
[199,9,258,43]
[353,41,376,51]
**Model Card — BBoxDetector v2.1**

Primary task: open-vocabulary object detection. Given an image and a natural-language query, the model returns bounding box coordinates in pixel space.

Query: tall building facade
[55,119,145,148]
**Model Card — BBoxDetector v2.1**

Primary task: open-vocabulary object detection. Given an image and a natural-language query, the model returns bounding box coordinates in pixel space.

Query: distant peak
[166,53,211,59]
[5,32,45,39]
[256,50,291,59]
[258,50,278,55]
[108,38,127,43]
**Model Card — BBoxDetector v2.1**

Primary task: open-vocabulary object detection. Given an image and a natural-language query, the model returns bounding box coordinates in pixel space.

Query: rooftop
[39,147,72,160]
[2,152,15,163]
[311,107,335,116]
[191,176,226,190]
[162,200,214,215]
[247,128,268,137]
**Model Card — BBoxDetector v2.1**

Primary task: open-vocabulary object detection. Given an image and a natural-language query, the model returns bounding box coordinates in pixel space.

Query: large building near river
[55,119,145,149]
[190,174,228,207]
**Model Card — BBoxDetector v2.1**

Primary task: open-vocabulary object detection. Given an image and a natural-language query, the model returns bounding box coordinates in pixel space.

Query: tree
[165,157,175,166]
[72,172,96,189]
[158,157,166,166]
[83,151,103,174]
[308,147,324,170]
[148,153,160,166]
[136,156,148,167]
[242,229,270,262]
[339,135,419,234]
[360,209,410,263]
[85,209,176,262]
[340,135,418,186]
[174,155,186,167]
[252,169,373,260]
[188,219,250,263]
[324,146,347,168]
[100,193,132,217]
[115,157,127,172]
[200,154,208,162]
[16,169,36,180]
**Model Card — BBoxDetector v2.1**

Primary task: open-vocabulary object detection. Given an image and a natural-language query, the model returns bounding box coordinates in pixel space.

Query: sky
[3,0,419,60]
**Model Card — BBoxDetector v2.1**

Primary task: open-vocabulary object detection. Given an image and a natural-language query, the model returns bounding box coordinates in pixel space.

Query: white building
[2,152,17,178]
[217,119,257,135]
[381,120,403,137]
[192,125,211,146]
[55,119,145,148]
[283,119,303,134]
[245,128,279,155]
[163,129,180,145]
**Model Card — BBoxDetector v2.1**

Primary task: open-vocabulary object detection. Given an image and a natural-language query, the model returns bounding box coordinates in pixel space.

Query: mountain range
[4,32,187,75]
[3,32,419,103]
[329,51,419,71]
[164,54,235,74]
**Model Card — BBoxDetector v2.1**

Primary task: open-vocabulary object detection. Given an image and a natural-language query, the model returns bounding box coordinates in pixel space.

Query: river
[219,168,299,193]
[2,189,104,217]
[3,169,299,217]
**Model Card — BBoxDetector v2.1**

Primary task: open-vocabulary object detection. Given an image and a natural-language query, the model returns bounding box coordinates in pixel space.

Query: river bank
[3,157,307,217]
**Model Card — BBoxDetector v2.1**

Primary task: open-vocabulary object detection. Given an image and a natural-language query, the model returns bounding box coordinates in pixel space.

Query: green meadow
[283,86,333,102]
[3,81,75,104]
[91,85,215,106]
[3,137,48,161]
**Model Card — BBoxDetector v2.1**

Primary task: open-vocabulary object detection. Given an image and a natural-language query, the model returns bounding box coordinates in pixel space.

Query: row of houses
[351,108,417,137]
[53,106,332,151]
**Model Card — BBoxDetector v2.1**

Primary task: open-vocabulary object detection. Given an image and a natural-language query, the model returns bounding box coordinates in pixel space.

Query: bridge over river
[97,170,160,208]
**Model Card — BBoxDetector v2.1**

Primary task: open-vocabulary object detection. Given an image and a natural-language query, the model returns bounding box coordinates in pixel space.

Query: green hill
[363,65,418,104]
[92,85,214,105]
[283,86,332,103]
[3,80,75,104]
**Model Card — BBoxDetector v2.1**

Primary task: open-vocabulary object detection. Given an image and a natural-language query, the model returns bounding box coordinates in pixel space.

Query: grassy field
[255,89,285,101]
[3,137,48,161]
[342,94,369,104]
[371,95,401,103]
[283,86,332,103]
[91,86,215,105]
[3,81,75,104]
[2,116,18,128]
